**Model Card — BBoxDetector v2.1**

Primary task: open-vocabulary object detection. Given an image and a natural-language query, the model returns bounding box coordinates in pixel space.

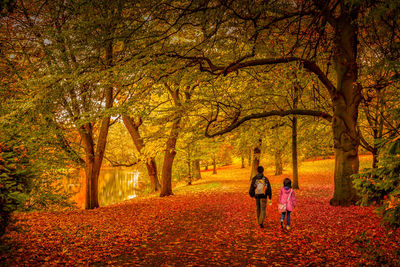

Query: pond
[71,168,143,208]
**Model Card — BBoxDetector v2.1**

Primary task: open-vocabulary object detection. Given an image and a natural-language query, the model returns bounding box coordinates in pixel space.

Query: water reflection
[67,167,145,208]
[98,168,141,206]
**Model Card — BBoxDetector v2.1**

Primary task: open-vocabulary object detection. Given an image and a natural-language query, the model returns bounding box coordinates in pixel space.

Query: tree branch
[169,54,336,97]
[104,155,140,168]
[358,127,374,152]
[205,109,332,137]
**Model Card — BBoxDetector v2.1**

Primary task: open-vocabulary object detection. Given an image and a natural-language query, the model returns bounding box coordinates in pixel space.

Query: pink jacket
[279,187,297,211]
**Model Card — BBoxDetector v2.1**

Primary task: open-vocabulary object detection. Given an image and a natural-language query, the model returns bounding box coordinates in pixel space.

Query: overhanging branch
[168,54,336,97]
[205,109,332,137]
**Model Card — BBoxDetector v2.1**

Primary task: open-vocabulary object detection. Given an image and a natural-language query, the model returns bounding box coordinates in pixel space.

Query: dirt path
[2,162,400,266]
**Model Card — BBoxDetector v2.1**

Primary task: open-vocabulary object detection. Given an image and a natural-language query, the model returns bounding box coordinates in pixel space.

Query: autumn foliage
[1,159,399,265]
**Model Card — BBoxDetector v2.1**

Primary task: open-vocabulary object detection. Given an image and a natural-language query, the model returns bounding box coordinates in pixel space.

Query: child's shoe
[286,225,290,230]
[280,221,284,229]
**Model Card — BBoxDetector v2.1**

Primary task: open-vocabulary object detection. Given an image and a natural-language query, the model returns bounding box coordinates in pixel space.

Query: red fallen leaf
[2,162,400,266]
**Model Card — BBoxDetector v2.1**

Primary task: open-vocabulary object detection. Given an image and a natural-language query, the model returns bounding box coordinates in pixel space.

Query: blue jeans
[280,211,291,226]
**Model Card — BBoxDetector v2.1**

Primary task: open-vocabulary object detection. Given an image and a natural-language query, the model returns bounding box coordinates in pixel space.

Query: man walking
[249,166,272,228]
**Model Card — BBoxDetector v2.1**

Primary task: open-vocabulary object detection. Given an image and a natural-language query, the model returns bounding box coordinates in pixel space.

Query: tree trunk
[146,159,160,191]
[204,161,208,170]
[84,150,99,209]
[241,156,245,168]
[80,121,109,209]
[160,86,183,197]
[248,149,252,167]
[212,156,217,174]
[292,85,299,189]
[187,158,192,185]
[193,159,201,180]
[250,139,262,179]
[187,151,192,185]
[292,116,299,188]
[372,147,378,169]
[274,150,283,176]
[79,124,97,209]
[330,9,361,206]
[122,115,160,192]
[160,119,180,196]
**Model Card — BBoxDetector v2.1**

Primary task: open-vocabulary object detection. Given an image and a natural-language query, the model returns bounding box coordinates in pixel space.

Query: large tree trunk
[81,136,99,209]
[84,160,99,209]
[122,115,160,192]
[250,139,262,179]
[79,124,97,209]
[160,86,183,197]
[330,9,361,206]
[80,80,113,209]
[160,119,180,197]
[160,118,180,197]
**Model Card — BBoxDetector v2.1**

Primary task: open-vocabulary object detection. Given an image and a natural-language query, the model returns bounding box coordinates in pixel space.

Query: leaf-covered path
[2,159,400,266]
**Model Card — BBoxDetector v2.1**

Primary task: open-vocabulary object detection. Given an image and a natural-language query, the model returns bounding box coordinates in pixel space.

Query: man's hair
[283,178,292,188]
[257,166,264,173]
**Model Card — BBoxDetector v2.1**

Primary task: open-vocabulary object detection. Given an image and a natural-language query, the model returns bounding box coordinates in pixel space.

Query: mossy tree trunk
[329,7,361,206]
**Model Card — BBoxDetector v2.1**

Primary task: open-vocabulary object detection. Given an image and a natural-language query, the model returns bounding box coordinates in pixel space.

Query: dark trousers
[256,198,266,225]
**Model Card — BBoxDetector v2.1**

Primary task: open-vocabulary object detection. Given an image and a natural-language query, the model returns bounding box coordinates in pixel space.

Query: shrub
[353,137,400,229]
[0,142,33,237]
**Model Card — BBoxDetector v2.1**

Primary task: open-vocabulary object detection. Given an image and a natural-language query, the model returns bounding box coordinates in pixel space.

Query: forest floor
[2,156,400,266]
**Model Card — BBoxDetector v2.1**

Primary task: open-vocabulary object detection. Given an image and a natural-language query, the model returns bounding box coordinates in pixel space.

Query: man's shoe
[259,224,264,228]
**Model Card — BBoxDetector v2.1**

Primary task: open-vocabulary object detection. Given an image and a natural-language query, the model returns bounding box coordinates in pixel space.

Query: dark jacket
[250,173,272,199]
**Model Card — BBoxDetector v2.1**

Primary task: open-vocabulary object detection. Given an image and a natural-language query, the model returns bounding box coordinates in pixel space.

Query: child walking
[279,178,297,230]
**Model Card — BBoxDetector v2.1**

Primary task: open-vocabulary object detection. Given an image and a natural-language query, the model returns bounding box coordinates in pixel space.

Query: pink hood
[279,187,297,211]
